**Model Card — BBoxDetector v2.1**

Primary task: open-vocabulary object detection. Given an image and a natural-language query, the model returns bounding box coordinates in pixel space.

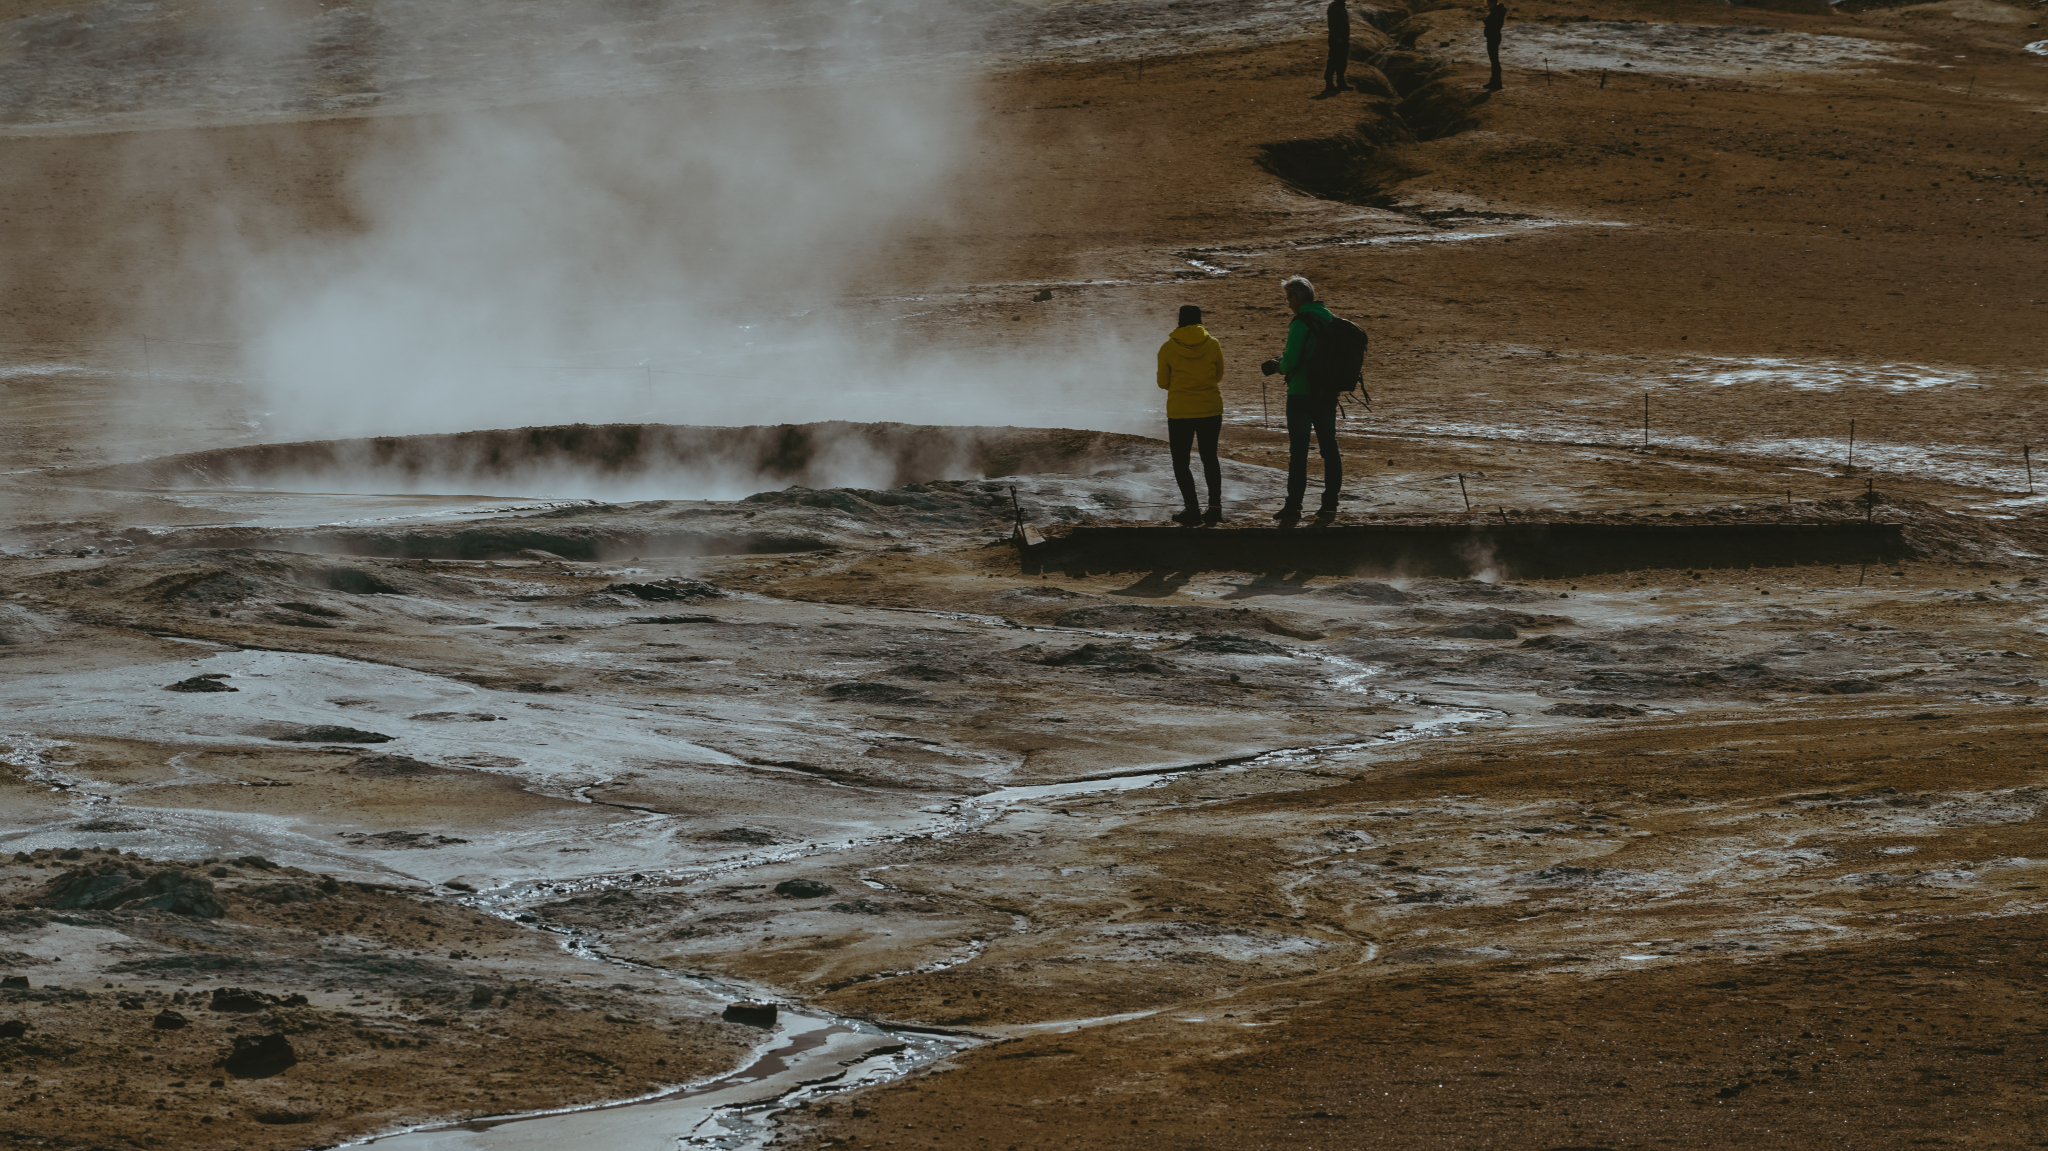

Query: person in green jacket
[1259,276,1342,522]
[1156,304,1226,526]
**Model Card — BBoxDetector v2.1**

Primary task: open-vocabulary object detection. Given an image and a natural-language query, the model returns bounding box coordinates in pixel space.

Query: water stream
[338,675,1500,1149]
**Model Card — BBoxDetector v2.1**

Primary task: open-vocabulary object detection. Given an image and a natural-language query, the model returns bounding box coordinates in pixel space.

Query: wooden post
[1457,473,1471,511]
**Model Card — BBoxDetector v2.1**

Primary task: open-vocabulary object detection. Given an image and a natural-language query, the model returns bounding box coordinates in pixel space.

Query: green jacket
[1276,300,1335,397]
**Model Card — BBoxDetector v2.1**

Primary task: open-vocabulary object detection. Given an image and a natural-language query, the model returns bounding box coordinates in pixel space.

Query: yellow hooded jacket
[1156,325,1224,419]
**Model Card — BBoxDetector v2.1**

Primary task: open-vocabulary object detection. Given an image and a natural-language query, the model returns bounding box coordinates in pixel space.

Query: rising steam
[205,0,1152,462]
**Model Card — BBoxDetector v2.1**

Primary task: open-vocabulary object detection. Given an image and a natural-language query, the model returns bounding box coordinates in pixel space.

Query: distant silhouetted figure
[1483,0,1506,91]
[1321,0,1350,97]
[1258,278,1342,522]
[1157,304,1225,526]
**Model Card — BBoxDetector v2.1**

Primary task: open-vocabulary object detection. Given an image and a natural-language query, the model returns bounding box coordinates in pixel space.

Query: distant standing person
[1321,0,1350,97]
[1259,277,1342,523]
[1483,0,1506,91]
[1156,305,1226,527]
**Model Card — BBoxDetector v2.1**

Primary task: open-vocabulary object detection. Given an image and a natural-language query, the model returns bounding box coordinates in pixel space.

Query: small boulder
[223,1033,298,1079]
[152,1009,189,1030]
[0,1019,28,1038]
[271,726,395,744]
[166,674,237,693]
[38,861,225,917]
[773,878,836,899]
[210,988,271,1012]
[721,1001,778,1028]
[0,976,27,989]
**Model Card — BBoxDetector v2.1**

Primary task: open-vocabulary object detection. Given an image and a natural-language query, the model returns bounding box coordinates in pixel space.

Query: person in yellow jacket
[1156,304,1226,526]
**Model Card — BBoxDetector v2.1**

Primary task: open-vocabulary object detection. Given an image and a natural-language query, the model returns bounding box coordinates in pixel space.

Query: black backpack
[1300,309,1368,399]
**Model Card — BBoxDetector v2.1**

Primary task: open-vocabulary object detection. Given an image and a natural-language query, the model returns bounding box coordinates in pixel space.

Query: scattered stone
[1542,702,1646,718]
[222,1033,298,1079]
[630,614,719,624]
[773,878,836,899]
[1815,678,1882,694]
[721,1001,778,1028]
[345,754,458,778]
[271,726,395,744]
[1,976,27,989]
[152,1009,189,1030]
[73,819,145,832]
[165,673,238,693]
[407,711,505,722]
[604,578,725,602]
[36,861,225,917]
[829,899,892,915]
[0,1019,27,1037]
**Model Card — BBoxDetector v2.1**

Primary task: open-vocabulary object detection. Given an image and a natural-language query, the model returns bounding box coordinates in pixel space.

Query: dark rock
[0,976,27,989]
[829,899,891,915]
[165,674,238,693]
[604,578,725,602]
[271,726,395,744]
[73,819,145,832]
[338,830,469,849]
[1542,702,1646,718]
[37,861,225,917]
[1412,579,1550,603]
[0,1019,27,1037]
[253,1108,320,1125]
[773,879,836,899]
[1816,678,1883,694]
[223,1033,298,1078]
[629,614,719,624]
[345,754,456,778]
[274,601,344,619]
[152,1009,189,1030]
[210,987,271,1012]
[721,1001,778,1028]
[1438,622,1519,640]
[700,827,780,845]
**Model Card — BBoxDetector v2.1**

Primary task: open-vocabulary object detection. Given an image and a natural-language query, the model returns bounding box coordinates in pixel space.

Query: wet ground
[4,0,2048,1148]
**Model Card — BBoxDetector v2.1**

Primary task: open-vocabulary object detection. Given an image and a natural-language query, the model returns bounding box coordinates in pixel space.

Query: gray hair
[1281,275,1316,303]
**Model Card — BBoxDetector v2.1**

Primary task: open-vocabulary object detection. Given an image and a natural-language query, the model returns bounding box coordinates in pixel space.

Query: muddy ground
[4,0,2048,1148]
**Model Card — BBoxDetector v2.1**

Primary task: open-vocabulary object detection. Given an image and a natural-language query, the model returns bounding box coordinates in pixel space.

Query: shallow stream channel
[345,694,1501,1150]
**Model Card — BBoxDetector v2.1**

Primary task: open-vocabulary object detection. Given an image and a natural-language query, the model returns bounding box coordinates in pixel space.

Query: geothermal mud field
[3,0,2047,1148]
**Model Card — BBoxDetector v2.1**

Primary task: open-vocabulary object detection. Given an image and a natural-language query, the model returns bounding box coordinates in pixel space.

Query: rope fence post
[1456,473,1471,511]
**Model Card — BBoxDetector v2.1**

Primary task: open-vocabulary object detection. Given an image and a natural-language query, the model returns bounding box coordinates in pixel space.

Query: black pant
[1485,35,1503,89]
[1325,43,1349,90]
[1168,414,1223,510]
[1285,393,1341,509]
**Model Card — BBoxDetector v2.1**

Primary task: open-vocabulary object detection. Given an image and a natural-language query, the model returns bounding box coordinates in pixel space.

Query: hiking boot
[1273,504,1302,524]
[1171,507,1203,527]
[1202,507,1223,527]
